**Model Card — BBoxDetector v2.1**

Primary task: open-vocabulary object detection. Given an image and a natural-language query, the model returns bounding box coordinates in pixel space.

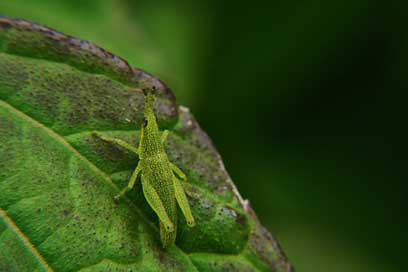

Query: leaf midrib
[0,208,52,272]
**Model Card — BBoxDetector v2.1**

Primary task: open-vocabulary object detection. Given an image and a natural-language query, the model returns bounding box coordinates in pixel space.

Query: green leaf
[0,16,292,272]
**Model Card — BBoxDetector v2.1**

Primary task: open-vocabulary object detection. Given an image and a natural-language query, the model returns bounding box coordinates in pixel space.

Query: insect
[93,90,195,247]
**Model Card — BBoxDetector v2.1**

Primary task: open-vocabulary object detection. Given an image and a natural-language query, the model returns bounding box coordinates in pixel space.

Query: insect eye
[143,117,148,127]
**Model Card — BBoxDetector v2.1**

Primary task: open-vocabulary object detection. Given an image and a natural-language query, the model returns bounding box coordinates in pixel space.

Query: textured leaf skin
[0,16,293,272]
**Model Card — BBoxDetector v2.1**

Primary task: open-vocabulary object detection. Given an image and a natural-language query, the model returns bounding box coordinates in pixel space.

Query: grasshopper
[93,90,195,247]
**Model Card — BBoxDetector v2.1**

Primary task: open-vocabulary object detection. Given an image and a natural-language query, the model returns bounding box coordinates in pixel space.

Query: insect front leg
[173,176,195,227]
[160,130,169,144]
[141,177,175,232]
[114,163,141,200]
[92,132,139,155]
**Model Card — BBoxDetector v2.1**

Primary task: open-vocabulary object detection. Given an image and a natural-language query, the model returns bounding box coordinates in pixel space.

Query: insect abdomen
[160,209,177,247]
[142,157,178,247]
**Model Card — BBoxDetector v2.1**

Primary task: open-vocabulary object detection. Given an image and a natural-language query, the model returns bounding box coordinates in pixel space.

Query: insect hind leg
[173,176,195,227]
[141,178,175,233]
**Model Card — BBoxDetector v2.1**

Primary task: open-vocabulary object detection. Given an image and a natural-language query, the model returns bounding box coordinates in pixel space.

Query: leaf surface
[0,17,292,272]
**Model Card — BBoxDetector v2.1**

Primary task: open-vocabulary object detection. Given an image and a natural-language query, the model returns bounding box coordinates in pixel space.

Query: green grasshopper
[93,90,195,247]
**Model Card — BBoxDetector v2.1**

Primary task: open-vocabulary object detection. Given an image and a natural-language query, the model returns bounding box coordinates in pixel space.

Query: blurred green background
[1,1,406,271]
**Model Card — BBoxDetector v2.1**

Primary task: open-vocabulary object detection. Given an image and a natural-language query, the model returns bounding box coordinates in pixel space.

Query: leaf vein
[0,208,53,271]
